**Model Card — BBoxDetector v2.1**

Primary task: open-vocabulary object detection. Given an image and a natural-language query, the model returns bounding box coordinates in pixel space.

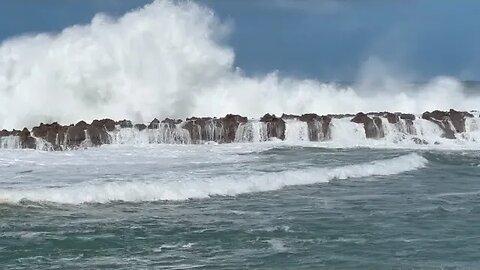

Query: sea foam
[0,0,479,130]
[0,153,427,204]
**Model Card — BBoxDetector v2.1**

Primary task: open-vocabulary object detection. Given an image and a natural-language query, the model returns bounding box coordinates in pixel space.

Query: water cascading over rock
[0,109,478,150]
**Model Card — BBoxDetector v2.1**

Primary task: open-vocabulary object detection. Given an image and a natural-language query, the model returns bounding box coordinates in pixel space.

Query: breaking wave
[0,0,479,130]
[0,153,427,204]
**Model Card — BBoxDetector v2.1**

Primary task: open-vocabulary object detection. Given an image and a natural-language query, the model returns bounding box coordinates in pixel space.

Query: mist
[0,0,478,130]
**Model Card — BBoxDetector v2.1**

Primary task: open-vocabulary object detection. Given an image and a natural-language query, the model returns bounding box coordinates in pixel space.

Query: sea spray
[0,1,480,129]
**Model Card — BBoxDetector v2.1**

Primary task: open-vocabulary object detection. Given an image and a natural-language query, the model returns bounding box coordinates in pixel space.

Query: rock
[19,128,36,149]
[411,137,428,145]
[135,124,147,131]
[99,119,116,132]
[260,114,285,140]
[87,125,111,146]
[385,112,399,124]
[449,109,473,133]
[351,113,384,139]
[66,125,87,146]
[0,129,11,137]
[148,118,160,129]
[75,120,88,128]
[281,113,300,120]
[161,118,182,128]
[117,119,133,128]
[183,117,221,143]
[32,122,68,149]
[222,114,248,143]
[400,114,416,121]
[422,110,456,139]
[298,113,331,141]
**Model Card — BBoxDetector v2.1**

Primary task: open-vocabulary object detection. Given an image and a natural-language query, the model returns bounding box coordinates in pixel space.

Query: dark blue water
[1,146,480,269]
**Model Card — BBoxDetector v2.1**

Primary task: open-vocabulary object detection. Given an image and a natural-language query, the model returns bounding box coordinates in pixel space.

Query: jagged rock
[422,110,456,139]
[0,129,11,137]
[449,109,473,133]
[135,124,147,131]
[400,114,416,121]
[161,118,182,128]
[148,118,160,129]
[183,117,222,143]
[299,113,331,141]
[66,125,87,146]
[281,113,300,120]
[91,119,116,131]
[19,128,36,149]
[76,121,88,128]
[117,119,133,128]
[411,137,428,145]
[222,114,248,143]
[87,125,111,146]
[351,113,384,139]
[32,122,68,149]
[260,114,285,140]
[385,112,399,124]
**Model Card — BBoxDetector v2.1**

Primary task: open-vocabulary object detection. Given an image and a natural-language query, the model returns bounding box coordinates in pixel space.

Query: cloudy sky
[0,0,479,81]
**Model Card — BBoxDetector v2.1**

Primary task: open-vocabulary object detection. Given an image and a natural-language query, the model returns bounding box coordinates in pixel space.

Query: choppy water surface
[1,143,480,269]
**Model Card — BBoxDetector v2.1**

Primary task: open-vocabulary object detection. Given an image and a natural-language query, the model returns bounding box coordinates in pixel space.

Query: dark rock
[161,118,182,128]
[411,137,428,145]
[400,114,416,121]
[75,121,88,128]
[260,114,285,140]
[422,110,456,139]
[135,124,147,131]
[32,122,68,149]
[100,119,116,132]
[148,118,160,129]
[0,129,11,137]
[183,117,222,143]
[87,125,111,146]
[449,109,473,133]
[117,119,133,128]
[66,125,87,146]
[385,112,399,124]
[298,113,331,141]
[222,114,248,143]
[18,128,36,149]
[281,114,300,120]
[351,112,384,139]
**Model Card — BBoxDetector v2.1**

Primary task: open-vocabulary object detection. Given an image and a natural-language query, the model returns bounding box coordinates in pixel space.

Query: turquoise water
[1,145,480,269]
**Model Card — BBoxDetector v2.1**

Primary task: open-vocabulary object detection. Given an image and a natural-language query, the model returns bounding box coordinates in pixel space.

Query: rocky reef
[0,109,477,150]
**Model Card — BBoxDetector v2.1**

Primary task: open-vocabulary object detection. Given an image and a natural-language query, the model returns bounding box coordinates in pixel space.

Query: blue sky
[0,0,479,81]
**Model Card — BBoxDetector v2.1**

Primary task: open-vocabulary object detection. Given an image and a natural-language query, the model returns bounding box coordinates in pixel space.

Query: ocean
[1,142,480,269]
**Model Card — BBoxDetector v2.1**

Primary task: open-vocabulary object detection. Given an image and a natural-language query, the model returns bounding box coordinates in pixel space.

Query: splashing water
[0,0,479,130]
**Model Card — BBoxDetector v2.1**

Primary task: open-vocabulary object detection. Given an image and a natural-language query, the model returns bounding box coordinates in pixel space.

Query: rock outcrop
[351,112,385,139]
[0,109,477,150]
[422,109,473,139]
[260,114,286,140]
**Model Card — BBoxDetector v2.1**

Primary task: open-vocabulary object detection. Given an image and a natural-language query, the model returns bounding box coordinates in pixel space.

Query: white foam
[0,153,427,204]
[0,0,479,130]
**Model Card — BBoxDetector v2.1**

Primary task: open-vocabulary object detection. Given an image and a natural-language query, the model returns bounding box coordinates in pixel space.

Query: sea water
[1,143,479,269]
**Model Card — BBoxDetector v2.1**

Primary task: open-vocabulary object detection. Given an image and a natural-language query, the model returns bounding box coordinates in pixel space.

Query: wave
[0,0,479,130]
[0,153,427,204]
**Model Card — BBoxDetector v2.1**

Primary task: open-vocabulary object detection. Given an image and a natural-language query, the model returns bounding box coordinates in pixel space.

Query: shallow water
[1,143,480,269]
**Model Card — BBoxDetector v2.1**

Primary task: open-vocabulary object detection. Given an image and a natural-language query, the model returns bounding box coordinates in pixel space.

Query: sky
[0,0,479,81]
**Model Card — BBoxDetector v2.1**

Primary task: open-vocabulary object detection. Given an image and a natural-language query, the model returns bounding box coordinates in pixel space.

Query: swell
[0,153,427,204]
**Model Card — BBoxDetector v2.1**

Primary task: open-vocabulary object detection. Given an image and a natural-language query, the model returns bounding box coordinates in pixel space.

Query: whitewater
[1,1,480,269]
[0,0,479,130]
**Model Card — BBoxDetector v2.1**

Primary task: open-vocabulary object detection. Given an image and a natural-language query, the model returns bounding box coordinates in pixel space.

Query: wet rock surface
[0,109,476,150]
[261,114,286,140]
[351,112,385,139]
